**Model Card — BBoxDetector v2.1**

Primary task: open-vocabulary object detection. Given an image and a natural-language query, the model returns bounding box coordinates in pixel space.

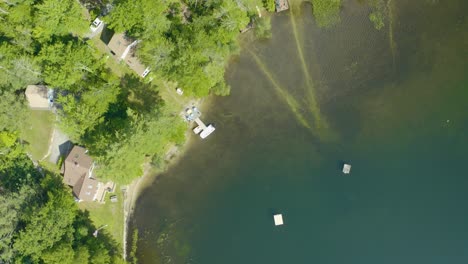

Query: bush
[263,0,276,12]
[57,155,64,169]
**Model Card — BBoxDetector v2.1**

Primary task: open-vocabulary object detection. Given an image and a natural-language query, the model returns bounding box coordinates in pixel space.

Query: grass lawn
[21,110,54,161]
[78,188,125,248]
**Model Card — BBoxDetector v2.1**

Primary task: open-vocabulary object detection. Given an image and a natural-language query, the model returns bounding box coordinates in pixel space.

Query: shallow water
[132,1,468,263]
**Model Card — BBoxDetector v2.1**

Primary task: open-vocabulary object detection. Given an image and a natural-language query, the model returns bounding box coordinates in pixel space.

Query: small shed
[274,214,284,226]
[25,85,50,109]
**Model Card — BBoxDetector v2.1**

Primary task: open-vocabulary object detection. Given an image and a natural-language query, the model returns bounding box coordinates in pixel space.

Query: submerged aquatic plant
[255,16,272,39]
[289,5,323,127]
[386,0,397,70]
[369,11,385,30]
[310,0,342,28]
[248,49,313,131]
[367,0,397,67]
[367,0,386,30]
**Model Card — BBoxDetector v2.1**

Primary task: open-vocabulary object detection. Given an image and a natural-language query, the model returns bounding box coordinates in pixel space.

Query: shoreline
[122,97,209,259]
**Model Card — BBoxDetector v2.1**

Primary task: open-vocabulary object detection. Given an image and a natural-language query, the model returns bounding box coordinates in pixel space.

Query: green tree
[57,82,119,141]
[38,40,99,89]
[13,186,77,259]
[41,242,75,264]
[0,0,35,52]
[33,0,88,41]
[73,246,91,264]
[0,91,28,132]
[0,44,41,91]
[96,107,186,184]
[0,185,36,261]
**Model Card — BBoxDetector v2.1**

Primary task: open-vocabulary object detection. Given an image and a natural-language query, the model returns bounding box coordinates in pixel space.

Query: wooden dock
[275,0,289,12]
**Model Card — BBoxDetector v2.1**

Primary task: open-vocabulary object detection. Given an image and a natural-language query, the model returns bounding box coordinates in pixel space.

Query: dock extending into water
[194,118,215,139]
[184,106,216,139]
[275,0,289,12]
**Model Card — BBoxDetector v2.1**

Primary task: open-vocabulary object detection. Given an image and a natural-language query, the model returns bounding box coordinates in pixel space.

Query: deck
[275,0,289,12]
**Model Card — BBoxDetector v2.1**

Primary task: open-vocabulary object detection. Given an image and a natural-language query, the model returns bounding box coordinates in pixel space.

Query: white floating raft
[343,164,351,174]
[274,214,284,226]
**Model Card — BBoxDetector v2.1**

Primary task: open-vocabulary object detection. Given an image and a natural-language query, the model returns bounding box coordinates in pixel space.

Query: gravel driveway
[48,128,71,164]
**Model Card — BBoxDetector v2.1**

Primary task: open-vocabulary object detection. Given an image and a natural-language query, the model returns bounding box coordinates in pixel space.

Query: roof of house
[73,176,99,202]
[107,33,150,77]
[63,146,98,201]
[63,146,93,186]
[25,85,49,109]
[107,33,134,59]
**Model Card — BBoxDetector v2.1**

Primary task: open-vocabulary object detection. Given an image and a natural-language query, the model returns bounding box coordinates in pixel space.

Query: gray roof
[63,146,98,201]
[107,33,150,77]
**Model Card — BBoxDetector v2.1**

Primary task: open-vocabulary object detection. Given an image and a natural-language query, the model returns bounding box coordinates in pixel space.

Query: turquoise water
[132,1,468,263]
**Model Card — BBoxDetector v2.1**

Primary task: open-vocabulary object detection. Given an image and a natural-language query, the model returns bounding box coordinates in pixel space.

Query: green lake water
[132,0,468,263]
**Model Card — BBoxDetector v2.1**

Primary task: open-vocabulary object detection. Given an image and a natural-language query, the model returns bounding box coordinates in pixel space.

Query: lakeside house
[25,85,53,110]
[107,33,150,78]
[62,146,115,202]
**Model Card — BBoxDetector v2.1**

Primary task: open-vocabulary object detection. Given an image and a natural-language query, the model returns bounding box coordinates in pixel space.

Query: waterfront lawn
[78,188,125,248]
[21,110,54,161]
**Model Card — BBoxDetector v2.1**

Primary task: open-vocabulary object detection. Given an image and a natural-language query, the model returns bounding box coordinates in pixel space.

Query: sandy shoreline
[122,97,209,259]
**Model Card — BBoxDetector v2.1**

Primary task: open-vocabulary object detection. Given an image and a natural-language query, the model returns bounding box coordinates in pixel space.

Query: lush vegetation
[0,132,123,263]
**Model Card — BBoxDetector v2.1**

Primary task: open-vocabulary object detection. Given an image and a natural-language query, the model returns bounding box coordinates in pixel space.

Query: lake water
[132,0,468,263]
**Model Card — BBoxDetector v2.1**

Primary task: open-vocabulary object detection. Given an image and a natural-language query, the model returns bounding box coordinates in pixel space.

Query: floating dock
[275,0,289,12]
[184,107,216,139]
[343,164,351,174]
[274,214,284,226]
[194,117,215,139]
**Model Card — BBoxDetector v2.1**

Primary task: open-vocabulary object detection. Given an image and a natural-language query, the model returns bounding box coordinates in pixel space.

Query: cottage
[107,33,150,78]
[63,146,114,202]
[25,85,51,109]
[63,146,97,202]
